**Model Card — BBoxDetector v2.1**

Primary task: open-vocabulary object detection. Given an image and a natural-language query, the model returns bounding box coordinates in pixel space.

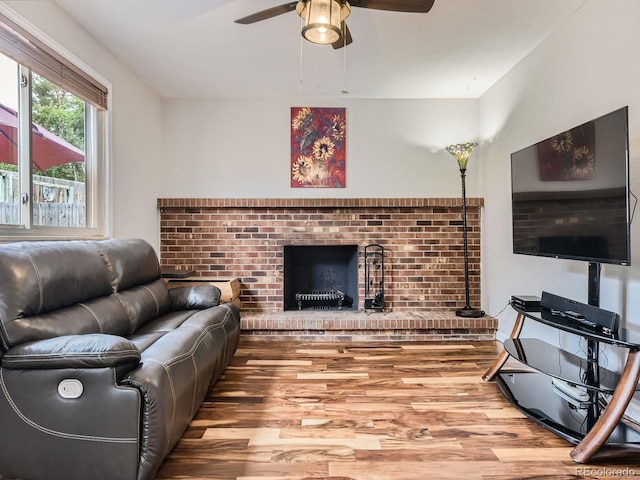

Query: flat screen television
[511,106,630,266]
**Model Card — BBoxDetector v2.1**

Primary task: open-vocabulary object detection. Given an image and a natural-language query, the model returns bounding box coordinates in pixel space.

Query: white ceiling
[50,0,589,99]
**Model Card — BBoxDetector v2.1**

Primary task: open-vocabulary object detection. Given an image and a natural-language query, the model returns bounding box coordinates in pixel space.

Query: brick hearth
[240,310,497,342]
[157,197,496,340]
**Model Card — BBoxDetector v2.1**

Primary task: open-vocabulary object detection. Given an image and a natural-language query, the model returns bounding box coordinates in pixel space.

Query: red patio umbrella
[0,102,84,171]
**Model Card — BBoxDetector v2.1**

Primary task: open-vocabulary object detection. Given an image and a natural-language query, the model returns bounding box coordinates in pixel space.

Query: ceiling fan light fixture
[296,0,350,45]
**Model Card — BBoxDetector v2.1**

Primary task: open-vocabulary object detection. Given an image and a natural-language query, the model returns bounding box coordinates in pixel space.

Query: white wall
[479,0,640,367]
[3,1,165,251]
[162,98,479,198]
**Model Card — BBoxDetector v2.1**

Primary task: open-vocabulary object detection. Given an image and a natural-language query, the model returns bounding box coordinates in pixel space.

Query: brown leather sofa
[0,238,241,480]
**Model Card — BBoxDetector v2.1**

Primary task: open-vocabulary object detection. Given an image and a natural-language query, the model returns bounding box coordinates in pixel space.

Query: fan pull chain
[341,24,349,95]
[299,20,304,90]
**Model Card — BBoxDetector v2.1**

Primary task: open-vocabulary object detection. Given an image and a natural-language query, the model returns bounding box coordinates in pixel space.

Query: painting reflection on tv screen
[538,121,595,181]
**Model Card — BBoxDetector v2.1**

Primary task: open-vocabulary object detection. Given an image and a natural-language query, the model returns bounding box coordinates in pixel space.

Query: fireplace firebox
[283,245,358,311]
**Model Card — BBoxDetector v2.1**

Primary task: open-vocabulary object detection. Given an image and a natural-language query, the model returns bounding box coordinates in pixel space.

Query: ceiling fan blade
[234,2,299,24]
[332,22,353,50]
[350,0,435,14]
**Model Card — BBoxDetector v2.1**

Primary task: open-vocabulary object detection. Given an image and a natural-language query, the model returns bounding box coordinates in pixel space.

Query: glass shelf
[503,338,630,393]
[496,371,640,447]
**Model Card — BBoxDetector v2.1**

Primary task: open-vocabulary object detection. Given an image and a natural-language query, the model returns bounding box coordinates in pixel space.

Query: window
[0,9,110,239]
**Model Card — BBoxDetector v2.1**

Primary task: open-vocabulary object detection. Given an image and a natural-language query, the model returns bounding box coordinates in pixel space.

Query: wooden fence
[0,201,86,227]
[0,169,86,228]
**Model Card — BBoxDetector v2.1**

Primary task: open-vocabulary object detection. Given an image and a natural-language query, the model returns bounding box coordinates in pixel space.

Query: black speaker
[540,291,619,332]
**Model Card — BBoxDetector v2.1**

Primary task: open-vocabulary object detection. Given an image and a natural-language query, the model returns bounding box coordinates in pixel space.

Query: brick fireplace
[157,197,497,340]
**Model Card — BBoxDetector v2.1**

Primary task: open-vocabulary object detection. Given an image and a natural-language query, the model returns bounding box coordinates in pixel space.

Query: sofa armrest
[169,285,221,311]
[1,334,140,369]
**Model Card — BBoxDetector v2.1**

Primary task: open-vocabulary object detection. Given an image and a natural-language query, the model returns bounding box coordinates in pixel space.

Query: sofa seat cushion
[127,310,200,351]
[126,331,165,353]
[133,310,199,335]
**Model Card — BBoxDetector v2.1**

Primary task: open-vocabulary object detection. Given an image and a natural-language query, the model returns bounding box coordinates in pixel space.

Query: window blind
[0,14,108,110]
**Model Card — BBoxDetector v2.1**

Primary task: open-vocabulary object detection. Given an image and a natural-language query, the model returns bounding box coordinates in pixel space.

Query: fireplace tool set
[364,244,384,312]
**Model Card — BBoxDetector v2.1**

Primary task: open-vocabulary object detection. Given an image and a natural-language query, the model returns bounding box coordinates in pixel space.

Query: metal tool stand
[364,244,384,312]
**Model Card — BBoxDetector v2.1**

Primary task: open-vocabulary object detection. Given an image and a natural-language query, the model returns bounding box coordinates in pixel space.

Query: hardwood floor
[156,340,640,480]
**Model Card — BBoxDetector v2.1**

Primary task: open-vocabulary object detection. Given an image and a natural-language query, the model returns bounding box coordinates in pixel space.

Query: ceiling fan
[234,0,435,49]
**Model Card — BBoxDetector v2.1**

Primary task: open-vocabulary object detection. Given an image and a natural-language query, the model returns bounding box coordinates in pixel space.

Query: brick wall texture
[157,198,483,313]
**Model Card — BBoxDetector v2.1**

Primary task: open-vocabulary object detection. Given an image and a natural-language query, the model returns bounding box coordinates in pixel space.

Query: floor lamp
[445,142,485,318]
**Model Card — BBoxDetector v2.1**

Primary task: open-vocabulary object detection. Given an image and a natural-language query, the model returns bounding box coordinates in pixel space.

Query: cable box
[511,295,541,312]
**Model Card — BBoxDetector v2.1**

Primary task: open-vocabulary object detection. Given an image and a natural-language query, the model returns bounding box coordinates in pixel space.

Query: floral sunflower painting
[538,121,595,181]
[291,107,346,188]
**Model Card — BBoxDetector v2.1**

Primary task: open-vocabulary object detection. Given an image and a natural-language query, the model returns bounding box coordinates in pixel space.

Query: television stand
[483,298,640,463]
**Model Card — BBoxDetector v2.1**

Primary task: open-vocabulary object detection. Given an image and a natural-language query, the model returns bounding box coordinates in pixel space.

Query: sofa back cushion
[97,239,171,331]
[0,238,169,351]
[2,295,132,348]
[0,240,115,350]
[97,238,163,291]
[116,278,171,332]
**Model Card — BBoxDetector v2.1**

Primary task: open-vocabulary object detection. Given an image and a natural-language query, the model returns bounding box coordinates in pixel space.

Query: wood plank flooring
[155,340,640,480]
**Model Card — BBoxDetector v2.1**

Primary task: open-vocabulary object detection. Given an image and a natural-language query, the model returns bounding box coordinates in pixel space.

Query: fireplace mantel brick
[158,198,493,340]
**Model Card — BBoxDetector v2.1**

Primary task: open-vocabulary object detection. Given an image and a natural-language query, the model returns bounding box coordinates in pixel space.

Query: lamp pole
[446,143,484,318]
